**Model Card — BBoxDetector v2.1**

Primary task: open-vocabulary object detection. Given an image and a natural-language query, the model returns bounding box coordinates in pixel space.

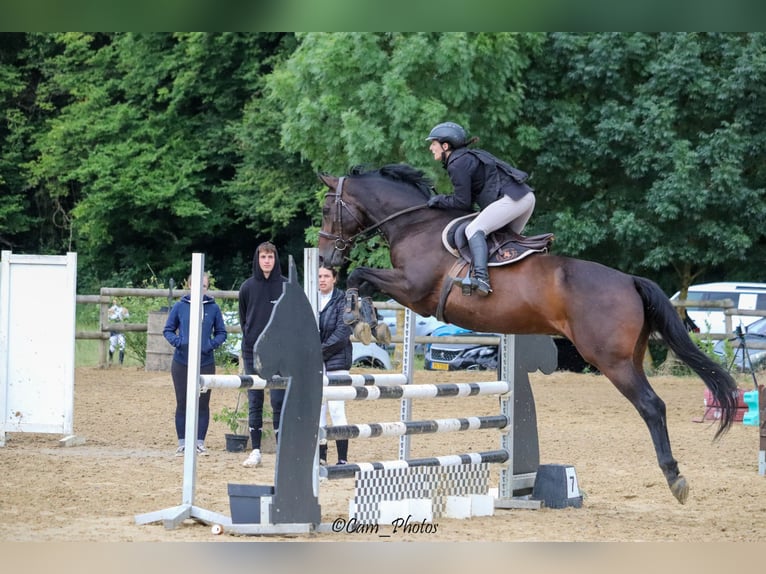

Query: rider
[425,121,536,296]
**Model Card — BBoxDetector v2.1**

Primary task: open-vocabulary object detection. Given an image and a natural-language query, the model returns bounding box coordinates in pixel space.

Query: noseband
[319,176,428,257]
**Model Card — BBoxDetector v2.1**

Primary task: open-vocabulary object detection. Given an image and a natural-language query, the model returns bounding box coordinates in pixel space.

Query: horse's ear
[317,172,338,189]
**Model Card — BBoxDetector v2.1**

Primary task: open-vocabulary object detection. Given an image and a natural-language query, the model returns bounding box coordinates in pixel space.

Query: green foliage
[2,32,766,300]
[212,394,248,434]
[518,33,766,293]
[213,390,272,436]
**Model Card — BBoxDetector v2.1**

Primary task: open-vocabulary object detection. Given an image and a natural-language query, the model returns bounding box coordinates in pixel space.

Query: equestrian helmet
[425,122,467,148]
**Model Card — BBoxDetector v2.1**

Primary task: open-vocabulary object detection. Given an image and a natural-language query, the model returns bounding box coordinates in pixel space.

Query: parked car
[222,311,392,369]
[424,324,499,371]
[350,342,393,369]
[712,316,766,373]
[424,323,593,373]
[670,282,766,335]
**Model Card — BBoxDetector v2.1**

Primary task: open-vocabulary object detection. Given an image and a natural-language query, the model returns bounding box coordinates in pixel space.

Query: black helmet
[425,122,467,148]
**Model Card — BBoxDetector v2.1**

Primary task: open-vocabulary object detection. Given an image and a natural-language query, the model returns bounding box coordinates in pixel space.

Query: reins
[319,175,428,254]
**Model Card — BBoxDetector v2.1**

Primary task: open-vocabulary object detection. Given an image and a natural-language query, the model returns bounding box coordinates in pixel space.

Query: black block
[531,464,583,509]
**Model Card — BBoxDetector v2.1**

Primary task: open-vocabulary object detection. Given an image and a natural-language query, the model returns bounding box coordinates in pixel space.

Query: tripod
[727,325,760,390]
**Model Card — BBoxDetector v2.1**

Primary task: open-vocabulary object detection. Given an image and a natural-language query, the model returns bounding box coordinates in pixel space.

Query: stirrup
[452,275,491,297]
[475,277,492,297]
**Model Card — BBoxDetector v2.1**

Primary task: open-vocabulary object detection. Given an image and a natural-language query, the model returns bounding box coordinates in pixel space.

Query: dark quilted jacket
[319,288,353,371]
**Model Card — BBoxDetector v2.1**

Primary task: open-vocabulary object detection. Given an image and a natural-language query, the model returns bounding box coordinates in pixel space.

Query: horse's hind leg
[602,364,689,504]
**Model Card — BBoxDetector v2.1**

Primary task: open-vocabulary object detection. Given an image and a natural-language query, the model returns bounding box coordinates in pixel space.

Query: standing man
[108,298,130,365]
[239,241,287,468]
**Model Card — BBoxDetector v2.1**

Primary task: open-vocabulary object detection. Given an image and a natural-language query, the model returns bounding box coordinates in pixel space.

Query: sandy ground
[1,364,765,544]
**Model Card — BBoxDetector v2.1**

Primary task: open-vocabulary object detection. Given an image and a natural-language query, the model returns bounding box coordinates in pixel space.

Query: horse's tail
[633,276,738,439]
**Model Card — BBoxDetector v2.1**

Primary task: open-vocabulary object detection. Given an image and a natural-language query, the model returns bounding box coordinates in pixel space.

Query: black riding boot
[467,231,492,296]
[319,442,328,466]
[119,350,125,365]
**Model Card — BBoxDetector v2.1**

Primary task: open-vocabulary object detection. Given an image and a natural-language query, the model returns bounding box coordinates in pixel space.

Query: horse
[316,163,739,505]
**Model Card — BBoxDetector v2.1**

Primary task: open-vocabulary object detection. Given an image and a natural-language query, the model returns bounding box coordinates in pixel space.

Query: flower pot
[225,433,249,452]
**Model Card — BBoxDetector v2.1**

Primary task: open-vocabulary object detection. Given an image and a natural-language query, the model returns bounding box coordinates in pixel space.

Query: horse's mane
[348,163,433,200]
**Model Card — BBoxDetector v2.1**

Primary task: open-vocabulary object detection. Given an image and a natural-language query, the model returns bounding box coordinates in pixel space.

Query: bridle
[318,175,427,256]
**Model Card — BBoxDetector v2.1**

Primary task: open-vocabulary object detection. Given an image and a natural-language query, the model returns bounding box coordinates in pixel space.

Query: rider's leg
[464,194,535,296]
[467,231,491,296]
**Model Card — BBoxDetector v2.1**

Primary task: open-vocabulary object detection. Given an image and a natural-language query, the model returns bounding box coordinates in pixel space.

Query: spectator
[317,264,352,466]
[163,272,227,457]
[239,241,287,468]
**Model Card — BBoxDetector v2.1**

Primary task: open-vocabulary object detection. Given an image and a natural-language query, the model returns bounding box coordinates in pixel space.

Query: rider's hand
[427,195,443,208]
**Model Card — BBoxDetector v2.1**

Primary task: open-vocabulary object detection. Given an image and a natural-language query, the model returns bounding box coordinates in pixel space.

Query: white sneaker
[174,445,185,457]
[242,449,262,467]
[196,444,209,456]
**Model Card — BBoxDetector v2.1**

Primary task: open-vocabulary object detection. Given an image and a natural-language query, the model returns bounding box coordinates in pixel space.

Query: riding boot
[119,350,125,365]
[109,350,114,364]
[343,288,360,325]
[336,439,349,464]
[319,443,328,465]
[467,231,492,296]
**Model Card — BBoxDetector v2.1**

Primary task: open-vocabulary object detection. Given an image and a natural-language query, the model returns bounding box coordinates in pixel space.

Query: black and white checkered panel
[350,463,490,524]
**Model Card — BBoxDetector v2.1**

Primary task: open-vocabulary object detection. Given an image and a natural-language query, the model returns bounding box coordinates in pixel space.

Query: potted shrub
[213,392,250,452]
[214,391,277,453]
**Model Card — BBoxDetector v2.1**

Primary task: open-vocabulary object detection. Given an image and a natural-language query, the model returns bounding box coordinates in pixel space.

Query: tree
[517,33,766,293]
[0,33,58,253]
[22,32,300,289]
[265,32,541,268]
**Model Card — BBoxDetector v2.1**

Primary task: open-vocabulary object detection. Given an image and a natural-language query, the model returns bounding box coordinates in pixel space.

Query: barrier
[135,249,557,536]
[322,415,509,440]
[312,342,539,521]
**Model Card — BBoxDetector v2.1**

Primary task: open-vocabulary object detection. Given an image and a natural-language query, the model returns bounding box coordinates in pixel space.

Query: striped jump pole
[322,380,510,401]
[199,372,407,391]
[200,374,288,390]
[322,414,509,440]
[319,449,510,480]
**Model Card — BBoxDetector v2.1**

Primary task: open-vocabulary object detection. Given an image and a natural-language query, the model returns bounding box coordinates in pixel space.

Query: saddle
[441,213,554,266]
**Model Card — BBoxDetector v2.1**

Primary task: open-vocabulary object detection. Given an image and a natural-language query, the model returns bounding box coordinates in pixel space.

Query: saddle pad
[441,214,554,266]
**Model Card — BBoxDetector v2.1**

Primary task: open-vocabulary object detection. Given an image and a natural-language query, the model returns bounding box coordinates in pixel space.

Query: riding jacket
[432,147,533,211]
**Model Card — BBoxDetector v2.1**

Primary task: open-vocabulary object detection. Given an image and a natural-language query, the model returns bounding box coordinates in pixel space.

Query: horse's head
[317,165,434,267]
[317,173,365,267]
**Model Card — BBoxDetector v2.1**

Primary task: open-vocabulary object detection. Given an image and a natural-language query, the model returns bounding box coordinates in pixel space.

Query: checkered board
[350,463,490,524]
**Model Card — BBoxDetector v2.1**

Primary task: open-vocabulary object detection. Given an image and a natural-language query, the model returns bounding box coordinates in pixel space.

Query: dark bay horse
[317,163,738,504]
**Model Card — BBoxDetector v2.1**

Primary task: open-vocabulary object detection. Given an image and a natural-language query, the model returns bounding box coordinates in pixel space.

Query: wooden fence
[75,288,766,369]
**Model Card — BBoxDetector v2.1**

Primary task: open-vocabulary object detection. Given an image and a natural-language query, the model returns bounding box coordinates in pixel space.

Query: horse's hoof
[354,321,372,345]
[670,476,689,504]
[374,322,391,346]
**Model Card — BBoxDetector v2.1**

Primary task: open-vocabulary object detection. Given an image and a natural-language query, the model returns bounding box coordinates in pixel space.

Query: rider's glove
[427,195,443,208]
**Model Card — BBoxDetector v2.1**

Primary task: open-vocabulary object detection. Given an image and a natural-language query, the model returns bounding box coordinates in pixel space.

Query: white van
[670,282,766,335]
